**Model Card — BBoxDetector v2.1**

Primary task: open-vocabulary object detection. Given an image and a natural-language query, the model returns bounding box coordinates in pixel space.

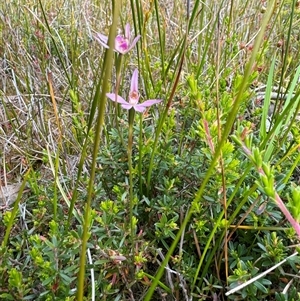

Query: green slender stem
[113,54,125,146]
[154,0,165,82]
[196,0,204,62]
[271,0,293,120]
[128,108,135,243]
[283,149,300,184]
[76,2,121,300]
[138,114,143,197]
[53,150,59,221]
[130,0,142,68]
[142,272,172,293]
[228,225,289,231]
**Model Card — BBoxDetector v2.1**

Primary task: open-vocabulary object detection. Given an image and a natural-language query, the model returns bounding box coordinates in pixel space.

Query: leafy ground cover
[1,0,300,300]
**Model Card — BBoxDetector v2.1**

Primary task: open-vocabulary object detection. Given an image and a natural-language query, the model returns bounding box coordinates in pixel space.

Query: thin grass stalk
[283,149,300,184]
[238,0,251,16]
[195,0,204,62]
[274,96,300,157]
[187,0,202,32]
[67,137,87,226]
[142,272,172,293]
[261,61,300,160]
[229,225,289,231]
[132,0,143,34]
[277,141,300,169]
[138,2,155,97]
[272,0,296,119]
[76,2,121,299]
[53,151,59,221]
[219,0,233,72]
[227,0,234,35]
[153,0,165,82]
[263,91,300,161]
[144,1,276,298]
[259,58,276,140]
[164,38,185,86]
[47,70,62,221]
[130,0,142,68]
[214,8,229,283]
[195,4,215,78]
[141,37,154,94]
[261,96,298,153]
[47,145,81,222]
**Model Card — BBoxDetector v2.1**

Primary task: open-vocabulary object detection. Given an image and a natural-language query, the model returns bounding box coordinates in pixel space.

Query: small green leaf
[0,293,14,300]
[254,280,268,293]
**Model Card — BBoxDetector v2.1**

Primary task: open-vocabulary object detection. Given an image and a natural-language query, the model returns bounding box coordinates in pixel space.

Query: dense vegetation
[1,0,300,300]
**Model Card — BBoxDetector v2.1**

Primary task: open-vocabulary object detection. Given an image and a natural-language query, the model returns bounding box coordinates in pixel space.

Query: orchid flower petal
[121,104,134,110]
[125,23,130,39]
[95,24,140,55]
[126,35,141,52]
[95,33,108,43]
[106,93,128,105]
[106,70,162,113]
[138,99,162,107]
[133,99,161,112]
[133,105,147,112]
[131,69,139,93]
[94,33,109,49]
[115,35,128,54]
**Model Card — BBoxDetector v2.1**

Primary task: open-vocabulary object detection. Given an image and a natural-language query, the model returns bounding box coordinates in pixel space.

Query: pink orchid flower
[95,23,141,55]
[106,69,162,112]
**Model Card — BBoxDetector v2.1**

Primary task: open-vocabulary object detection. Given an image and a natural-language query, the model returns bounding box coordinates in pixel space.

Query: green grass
[1,0,300,300]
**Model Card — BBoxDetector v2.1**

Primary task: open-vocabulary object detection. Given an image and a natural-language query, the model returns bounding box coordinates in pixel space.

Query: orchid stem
[138,114,143,197]
[128,108,135,255]
[114,55,125,147]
